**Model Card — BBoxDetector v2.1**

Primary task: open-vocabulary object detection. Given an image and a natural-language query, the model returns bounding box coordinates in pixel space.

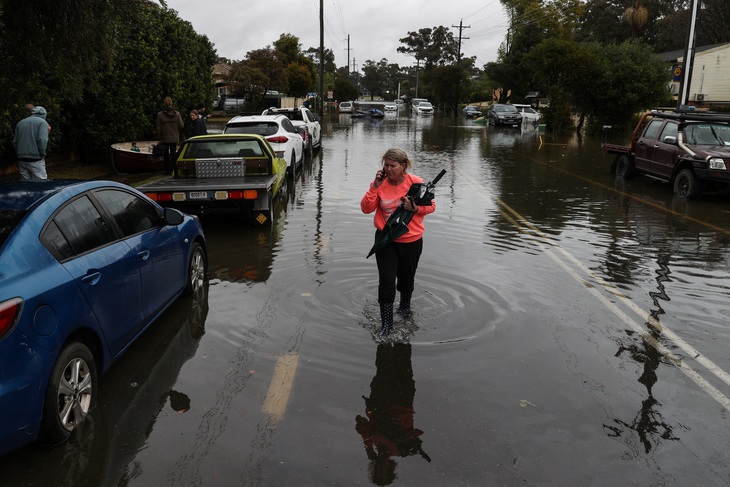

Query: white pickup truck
[262,106,322,155]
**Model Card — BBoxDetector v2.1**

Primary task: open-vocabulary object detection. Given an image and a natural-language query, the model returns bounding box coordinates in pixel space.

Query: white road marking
[262,354,299,421]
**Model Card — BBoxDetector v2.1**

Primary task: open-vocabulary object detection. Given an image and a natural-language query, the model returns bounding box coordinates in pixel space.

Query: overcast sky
[165,0,509,70]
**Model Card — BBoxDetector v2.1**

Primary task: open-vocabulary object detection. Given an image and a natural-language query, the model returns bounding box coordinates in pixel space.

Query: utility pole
[345,35,352,77]
[678,0,700,109]
[451,20,470,115]
[451,20,470,63]
[319,0,324,116]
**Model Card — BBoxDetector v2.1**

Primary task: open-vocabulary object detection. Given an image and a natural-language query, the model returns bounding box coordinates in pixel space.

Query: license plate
[189,191,208,199]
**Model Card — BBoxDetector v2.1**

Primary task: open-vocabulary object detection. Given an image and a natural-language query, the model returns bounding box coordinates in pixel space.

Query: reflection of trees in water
[356,344,430,486]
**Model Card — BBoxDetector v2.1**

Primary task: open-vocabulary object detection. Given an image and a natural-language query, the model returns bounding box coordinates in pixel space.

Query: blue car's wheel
[184,242,206,296]
[42,342,97,445]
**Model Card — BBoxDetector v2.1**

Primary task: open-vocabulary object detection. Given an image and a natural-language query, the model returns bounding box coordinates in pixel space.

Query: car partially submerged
[140,134,287,224]
[0,180,206,456]
[487,104,522,127]
[463,106,483,117]
[604,110,730,198]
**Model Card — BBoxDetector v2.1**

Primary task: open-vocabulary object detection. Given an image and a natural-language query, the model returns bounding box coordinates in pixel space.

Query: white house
[664,42,730,106]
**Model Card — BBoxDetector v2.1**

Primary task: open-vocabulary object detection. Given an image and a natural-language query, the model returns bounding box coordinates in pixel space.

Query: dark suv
[487,104,522,127]
[605,111,730,198]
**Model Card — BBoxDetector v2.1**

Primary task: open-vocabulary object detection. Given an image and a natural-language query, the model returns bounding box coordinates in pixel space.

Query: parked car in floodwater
[0,180,206,456]
[487,104,522,127]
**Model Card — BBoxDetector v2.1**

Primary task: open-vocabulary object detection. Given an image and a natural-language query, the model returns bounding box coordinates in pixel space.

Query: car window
[642,119,663,141]
[280,118,297,133]
[94,189,162,237]
[184,139,265,158]
[659,122,678,141]
[225,122,278,136]
[41,220,74,260]
[45,195,116,258]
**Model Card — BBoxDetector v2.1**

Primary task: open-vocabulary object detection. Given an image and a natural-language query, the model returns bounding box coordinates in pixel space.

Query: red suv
[605,111,730,198]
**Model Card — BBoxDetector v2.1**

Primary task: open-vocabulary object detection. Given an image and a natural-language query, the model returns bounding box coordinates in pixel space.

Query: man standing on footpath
[13,105,49,180]
[156,96,184,175]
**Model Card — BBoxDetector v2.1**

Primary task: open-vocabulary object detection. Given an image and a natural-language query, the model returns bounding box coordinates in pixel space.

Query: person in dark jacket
[156,96,184,174]
[195,102,208,135]
[189,109,207,137]
[13,106,50,180]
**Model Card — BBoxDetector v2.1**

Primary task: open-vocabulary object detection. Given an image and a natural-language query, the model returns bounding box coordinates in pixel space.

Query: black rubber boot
[396,292,412,316]
[378,303,394,337]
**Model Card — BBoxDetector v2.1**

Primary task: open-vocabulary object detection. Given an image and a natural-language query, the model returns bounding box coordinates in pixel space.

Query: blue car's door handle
[138,250,151,261]
[80,271,101,285]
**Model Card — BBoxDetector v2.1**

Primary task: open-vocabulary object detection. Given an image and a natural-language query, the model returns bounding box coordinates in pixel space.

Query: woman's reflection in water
[356,343,430,485]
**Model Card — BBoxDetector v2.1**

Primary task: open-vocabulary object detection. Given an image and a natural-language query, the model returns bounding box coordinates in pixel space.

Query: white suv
[224,115,304,173]
[261,106,321,155]
[415,101,434,115]
[513,104,541,123]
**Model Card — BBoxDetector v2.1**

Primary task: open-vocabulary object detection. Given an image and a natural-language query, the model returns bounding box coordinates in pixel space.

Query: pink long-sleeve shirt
[360,173,436,243]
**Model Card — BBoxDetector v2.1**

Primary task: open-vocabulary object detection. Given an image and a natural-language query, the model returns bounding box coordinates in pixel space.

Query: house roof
[660,42,730,63]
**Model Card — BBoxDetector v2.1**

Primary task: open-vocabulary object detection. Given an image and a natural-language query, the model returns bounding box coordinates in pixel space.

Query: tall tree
[397,26,459,69]
[228,48,286,109]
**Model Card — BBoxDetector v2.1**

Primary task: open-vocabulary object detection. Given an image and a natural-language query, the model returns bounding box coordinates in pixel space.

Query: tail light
[266,136,289,144]
[0,297,23,339]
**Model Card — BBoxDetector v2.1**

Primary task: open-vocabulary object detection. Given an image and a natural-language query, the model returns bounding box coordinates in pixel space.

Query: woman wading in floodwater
[360,148,436,337]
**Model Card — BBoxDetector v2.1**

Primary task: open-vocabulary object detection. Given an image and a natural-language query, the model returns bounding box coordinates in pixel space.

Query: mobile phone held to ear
[378,171,385,181]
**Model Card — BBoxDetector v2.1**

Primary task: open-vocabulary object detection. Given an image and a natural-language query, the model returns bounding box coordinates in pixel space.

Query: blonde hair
[381,148,412,173]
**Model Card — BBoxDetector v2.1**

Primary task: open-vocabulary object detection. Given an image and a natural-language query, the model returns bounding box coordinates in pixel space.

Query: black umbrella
[366,169,446,258]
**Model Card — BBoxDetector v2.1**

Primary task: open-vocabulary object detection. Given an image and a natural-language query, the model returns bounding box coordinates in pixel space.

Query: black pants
[375,233,423,304]
[162,143,178,173]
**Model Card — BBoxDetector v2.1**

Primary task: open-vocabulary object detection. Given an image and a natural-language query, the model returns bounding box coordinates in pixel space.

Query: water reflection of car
[463,106,483,118]
[487,104,522,127]
[0,180,207,457]
[0,279,210,485]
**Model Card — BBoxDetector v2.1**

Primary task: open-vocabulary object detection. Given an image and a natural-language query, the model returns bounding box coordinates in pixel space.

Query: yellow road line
[262,354,299,421]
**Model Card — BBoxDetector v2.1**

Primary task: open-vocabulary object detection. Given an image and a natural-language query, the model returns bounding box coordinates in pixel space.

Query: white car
[383,102,398,112]
[415,101,434,115]
[262,106,322,155]
[224,114,304,173]
[338,101,354,113]
[513,104,541,123]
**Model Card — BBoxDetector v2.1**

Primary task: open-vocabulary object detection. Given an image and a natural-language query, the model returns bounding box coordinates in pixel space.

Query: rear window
[0,210,25,249]
[183,139,265,158]
[225,122,278,137]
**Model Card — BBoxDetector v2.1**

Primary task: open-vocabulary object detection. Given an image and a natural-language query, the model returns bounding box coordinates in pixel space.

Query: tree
[583,40,670,130]
[334,75,360,102]
[228,48,287,109]
[425,65,469,114]
[0,0,215,162]
[286,63,313,98]
[361,59,391,100]
[397,26,459,69]
[64,3,217,158]
[486,0,585,102]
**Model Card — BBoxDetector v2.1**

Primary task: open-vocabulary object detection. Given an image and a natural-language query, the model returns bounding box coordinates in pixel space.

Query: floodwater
[3,110,730,486]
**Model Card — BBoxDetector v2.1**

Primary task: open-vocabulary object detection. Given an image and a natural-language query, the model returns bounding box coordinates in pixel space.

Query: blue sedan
[0,179,206,456]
